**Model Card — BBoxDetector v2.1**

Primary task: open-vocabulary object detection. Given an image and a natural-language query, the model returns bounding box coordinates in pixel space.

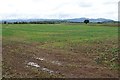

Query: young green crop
[2,24,118,43]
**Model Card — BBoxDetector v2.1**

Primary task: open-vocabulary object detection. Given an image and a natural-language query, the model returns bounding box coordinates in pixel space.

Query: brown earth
[2,40,119,78]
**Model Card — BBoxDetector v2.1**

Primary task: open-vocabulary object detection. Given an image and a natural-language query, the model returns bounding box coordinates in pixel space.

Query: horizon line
[1,17,116,21]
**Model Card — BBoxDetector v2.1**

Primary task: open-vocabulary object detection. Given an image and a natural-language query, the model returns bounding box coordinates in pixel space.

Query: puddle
[27,62,55,74]
[27,62,40,68]
[35,57,62,66]
[36,57,44,61]
[51,61,62,66]
[42,68,54,74]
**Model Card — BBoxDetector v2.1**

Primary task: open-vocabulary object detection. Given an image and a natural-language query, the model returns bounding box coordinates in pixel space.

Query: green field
[2,23,119,78]
[2,24,118,43]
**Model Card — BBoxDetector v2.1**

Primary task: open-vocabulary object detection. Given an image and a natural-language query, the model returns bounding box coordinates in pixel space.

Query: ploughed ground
[2,39,118,78]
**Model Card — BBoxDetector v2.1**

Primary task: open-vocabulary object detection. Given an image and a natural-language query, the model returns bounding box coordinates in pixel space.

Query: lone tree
[84,20,89,24]
[3,21,7,24]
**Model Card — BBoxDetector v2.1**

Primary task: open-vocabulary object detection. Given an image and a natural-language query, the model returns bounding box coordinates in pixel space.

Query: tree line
[2,20,117,24]
[2,20,90,24]
[2,21,68,24]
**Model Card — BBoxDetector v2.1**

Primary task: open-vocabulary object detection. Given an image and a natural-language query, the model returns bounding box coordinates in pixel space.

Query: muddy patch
[27,62,40,68]
[41,68,54,74]
[35,57,62,66]
[27,61,56,75]
[36,57,45,61]
[51,61,62,66]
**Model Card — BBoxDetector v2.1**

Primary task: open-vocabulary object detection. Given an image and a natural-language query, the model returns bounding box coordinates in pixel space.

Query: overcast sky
[0,0,119,20]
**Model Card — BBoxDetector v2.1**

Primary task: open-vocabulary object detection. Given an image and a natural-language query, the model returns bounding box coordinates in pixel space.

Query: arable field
[2,23,119,78]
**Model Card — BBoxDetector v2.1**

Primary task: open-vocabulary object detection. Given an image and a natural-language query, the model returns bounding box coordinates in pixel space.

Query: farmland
[2,23,119,78]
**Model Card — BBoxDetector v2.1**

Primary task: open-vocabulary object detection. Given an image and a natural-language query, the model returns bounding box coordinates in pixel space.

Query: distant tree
[84,20,89,24]
[3,21,7,24]
[13,22,18,24]
[97,22,102,24]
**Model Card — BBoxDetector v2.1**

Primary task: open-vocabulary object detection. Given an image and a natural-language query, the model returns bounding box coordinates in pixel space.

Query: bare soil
[2,41,118,78]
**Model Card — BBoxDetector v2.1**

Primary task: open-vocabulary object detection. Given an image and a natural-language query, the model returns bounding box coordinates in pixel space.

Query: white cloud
[0,0,119,20]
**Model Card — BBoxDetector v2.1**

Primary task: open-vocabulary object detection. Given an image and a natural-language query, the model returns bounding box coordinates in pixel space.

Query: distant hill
[66,18,114,22]
[0,18,114,23]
